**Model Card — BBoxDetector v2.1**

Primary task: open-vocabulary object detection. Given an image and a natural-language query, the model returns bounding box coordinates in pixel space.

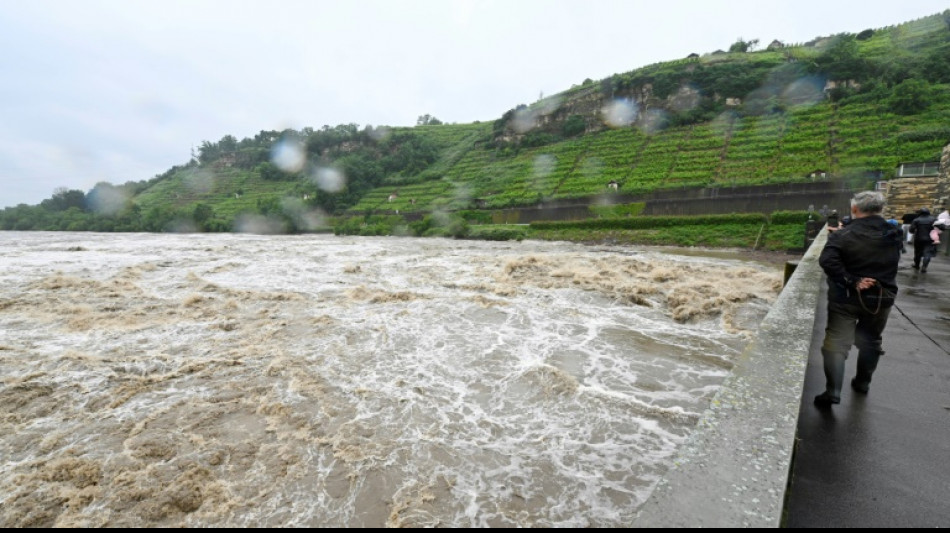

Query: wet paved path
[785,246,950,527]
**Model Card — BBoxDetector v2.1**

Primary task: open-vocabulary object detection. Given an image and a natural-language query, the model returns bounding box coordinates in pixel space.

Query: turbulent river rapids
[0,232,783,527]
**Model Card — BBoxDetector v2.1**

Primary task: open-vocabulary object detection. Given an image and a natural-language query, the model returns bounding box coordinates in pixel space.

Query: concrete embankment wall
[631,229,828,527]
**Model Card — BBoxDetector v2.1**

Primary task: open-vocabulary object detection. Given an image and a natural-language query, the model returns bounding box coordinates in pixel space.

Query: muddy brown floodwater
[0,232,783,527]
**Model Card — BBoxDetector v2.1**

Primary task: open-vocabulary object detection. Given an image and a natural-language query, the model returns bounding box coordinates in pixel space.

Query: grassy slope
[348,95,949,214]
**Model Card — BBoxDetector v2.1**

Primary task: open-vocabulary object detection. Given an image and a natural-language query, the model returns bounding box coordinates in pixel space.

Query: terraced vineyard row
[347,87,950,215]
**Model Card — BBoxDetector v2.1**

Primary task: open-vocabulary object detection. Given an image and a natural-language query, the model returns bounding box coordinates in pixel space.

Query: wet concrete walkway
[784,247,950,527]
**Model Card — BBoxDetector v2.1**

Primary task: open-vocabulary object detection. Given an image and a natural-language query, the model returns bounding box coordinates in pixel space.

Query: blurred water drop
[369,126,391,142]
[711,110,738,137]
[781,76,825,108]
[88,186,129,216]
[579,156,604,180]
[234,213,287,234]
[512,108,539,134]
[533,154,556,179]
[310,167,346,193]
[537,95,564,116]
[637,109,668,135]
[452,182,473,207]
[280,197,327,232]
[271,139,306,173]
[602,99,639,128]
[183,169,215,194]
[167,218,198,233]
[669,85,700,113]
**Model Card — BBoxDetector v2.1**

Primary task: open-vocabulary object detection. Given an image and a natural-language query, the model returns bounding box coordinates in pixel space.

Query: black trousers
[913,241,934,268]
[820,299,892,399]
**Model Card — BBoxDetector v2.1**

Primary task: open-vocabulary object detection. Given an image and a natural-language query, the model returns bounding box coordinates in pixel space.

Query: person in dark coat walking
[815,191,902,408]
[909,207,937,273]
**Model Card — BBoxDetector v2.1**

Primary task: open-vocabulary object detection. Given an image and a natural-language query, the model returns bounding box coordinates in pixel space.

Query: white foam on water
[0,232,781,527]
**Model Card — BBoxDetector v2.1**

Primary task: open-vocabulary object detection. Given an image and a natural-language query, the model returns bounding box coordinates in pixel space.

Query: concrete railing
[631,229,828,527]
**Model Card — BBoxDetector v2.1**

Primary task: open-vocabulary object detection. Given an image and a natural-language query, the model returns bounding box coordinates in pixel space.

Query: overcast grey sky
[1,0,947,208]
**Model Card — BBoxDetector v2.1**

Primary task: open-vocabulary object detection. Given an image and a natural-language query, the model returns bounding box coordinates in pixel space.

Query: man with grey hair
[814,190,902,407]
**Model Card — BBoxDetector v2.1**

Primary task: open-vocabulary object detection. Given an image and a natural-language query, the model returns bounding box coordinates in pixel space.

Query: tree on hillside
[562,115,586,137]
[729,38,759,53]
[41,187,86,212]
[889,79,933,115]
[197,140,219,163]
[922,44,950,83]
[811,34,871,82]
[417,114,443,126]
[193,203,213,227]
[218,135,238,152]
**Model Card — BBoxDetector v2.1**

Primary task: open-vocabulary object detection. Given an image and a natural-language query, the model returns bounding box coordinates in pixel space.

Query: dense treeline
[1,123,451,232]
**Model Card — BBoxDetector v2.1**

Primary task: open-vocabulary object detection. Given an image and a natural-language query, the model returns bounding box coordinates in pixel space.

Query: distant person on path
[887,219,905,253]
[815,191,902,408]
[909,207,937,273]
[901,211,917,248]
[936,208,949,253]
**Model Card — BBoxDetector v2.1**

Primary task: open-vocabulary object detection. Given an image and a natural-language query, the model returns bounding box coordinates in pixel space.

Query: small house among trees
[607,180,619,191]
[807,169,828,179]
[767,39,784,50]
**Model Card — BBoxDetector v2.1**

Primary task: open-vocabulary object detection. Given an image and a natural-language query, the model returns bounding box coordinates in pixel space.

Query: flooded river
[0,232,782,527]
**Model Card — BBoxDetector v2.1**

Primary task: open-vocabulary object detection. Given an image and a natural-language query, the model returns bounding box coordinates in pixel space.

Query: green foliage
[467,226,527,241]
[333,215,406,236]
[589,203,646,218]
[521,131,560,148]
[456,210,494,224]
[761,223,808,251]
[257,162,291,181]
[409,213,470,238]
[729,38,759,53]
[531,213,767,232]
[889,79,934,115]
[896,127,950,143]
[529,214,806,251]
[922,44,950,83]
[417,114,443,126]
[811,34,872,82]
[192,203,214,227]
[40,188,87,212]
[769,210,815,224]
[562,115,586,137]
[530,223,765,248]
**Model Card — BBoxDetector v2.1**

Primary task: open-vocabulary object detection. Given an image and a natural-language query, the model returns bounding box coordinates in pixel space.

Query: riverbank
[528,237,802,267]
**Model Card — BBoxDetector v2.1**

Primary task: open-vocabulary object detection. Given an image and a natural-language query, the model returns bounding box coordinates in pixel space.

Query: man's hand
[856,277,877,291]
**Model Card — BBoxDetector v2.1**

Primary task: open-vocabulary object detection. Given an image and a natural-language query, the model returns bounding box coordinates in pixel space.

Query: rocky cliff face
[937,143,950,210]
[495,81,676,143]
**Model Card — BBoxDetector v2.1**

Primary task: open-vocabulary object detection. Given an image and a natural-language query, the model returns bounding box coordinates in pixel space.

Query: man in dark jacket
[815,191,902,407]
[909,207,937,272]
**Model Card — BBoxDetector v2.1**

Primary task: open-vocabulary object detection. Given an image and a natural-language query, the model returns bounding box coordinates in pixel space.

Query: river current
[0,232,782,527]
